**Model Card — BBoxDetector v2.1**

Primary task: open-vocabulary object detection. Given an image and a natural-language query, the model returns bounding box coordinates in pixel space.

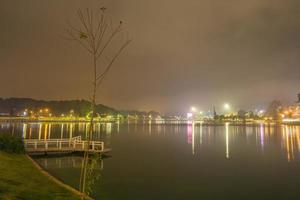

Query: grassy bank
[0,152,80,200]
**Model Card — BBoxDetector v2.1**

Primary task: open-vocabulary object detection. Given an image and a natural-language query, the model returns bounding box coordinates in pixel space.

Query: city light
[187,112,193,119]
[191,107,197,112]
[224,103,230,110]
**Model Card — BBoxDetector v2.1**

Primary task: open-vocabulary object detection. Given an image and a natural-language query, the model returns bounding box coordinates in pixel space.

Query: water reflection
[1,122,300,161]
[187,122,195,154]
[225,122,230,159]
[281,125,300,162]
[36,156,104,170]
[260,123,264,151]
[3,123,107,141]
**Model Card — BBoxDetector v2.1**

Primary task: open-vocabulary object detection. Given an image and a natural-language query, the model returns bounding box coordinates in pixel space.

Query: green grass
[0,152,80,200]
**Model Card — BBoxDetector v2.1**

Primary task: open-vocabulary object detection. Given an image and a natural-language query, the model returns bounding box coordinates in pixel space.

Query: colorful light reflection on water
[1,122,300,199]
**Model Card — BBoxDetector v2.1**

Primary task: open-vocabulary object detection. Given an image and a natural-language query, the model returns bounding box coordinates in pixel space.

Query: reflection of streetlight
[225,122,230,159]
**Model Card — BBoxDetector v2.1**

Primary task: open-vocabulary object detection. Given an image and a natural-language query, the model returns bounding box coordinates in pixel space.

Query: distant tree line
[0,98,159,117]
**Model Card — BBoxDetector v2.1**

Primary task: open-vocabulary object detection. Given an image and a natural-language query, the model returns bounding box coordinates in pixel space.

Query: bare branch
[95,13,104,39]
[95,22,108,52]
[65,28,93,54]
[96,23,122,60]
[86,8,94,40]
[66,21,83,33]
[77,9,90,34]
[66,7,131,198]
[96,39,132,84]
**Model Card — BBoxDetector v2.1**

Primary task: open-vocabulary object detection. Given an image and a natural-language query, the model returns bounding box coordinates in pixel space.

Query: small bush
[0,134,25,154]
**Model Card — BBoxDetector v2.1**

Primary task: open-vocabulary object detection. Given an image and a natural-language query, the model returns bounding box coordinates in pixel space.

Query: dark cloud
[1,0,300,114]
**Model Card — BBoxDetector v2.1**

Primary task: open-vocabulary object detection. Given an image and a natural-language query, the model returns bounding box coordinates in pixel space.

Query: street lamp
[223,103,230,110]
[191,106,197,112]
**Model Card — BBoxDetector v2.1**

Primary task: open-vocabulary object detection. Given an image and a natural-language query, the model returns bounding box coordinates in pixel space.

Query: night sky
[1,0,300,114]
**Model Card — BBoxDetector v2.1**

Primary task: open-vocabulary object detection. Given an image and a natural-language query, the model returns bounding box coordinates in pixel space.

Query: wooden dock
[23,136,111,155]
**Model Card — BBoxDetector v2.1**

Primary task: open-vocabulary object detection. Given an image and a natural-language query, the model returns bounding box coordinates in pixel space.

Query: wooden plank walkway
[24,136,111,155]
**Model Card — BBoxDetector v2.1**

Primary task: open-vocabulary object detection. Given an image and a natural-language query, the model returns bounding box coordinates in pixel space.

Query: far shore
[0,116,300,125]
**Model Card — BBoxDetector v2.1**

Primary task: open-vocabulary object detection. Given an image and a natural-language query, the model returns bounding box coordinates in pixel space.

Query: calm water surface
[1,122,300,200]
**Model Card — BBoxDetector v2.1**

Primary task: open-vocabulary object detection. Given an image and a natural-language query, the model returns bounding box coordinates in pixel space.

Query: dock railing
[23,136,105,153]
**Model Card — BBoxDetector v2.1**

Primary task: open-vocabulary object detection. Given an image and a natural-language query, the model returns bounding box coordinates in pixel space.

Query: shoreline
[0,117,116,123]
[26,155,94,200]
[0,152,82,200]
[0,117,299,126]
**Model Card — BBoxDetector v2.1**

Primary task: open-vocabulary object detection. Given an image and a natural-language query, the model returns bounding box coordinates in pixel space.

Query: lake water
[1,122,300,200]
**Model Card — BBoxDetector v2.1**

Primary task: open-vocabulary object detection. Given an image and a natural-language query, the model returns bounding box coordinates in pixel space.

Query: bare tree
[66,7,131,199]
